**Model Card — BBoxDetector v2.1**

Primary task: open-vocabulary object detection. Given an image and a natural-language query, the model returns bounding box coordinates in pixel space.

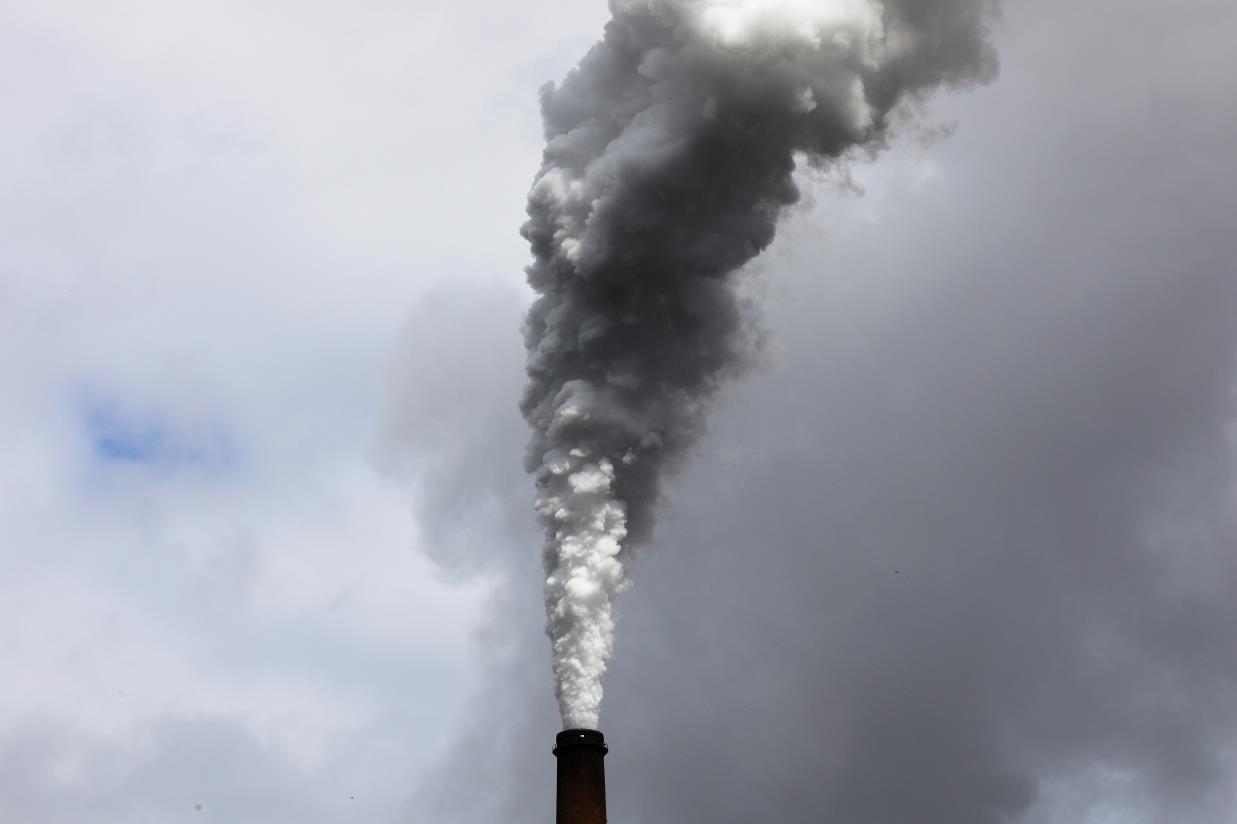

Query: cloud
[0,1,565,819]
[408,0,1237,821]
[374,282,535,577]
[2,0,1234,822]
[0,715,381,824]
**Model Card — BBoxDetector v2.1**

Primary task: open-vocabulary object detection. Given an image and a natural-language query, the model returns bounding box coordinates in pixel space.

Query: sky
[2,1,1235,823]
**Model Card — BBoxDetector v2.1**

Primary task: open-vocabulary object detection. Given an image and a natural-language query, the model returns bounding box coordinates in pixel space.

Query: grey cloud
[375,282,536,577]
[0,718,361,824]
[405,0,1237,821]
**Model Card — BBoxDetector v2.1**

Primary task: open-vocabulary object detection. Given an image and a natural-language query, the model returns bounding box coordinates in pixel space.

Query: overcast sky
[3,1,1236,822]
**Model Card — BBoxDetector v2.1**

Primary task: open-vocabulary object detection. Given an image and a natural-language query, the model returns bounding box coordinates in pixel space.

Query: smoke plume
[521,0,1000,730]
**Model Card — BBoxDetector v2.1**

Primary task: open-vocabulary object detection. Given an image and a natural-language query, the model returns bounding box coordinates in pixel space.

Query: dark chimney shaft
[554,729,608,824]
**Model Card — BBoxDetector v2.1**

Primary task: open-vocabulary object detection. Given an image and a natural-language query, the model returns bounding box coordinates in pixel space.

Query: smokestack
[554,729,608,824]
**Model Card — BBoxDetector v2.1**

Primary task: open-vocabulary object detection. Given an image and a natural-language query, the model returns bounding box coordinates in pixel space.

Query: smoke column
[521,0,999,730]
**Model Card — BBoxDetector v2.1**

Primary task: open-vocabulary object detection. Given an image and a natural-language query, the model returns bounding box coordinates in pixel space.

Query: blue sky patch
[81,396,235,472]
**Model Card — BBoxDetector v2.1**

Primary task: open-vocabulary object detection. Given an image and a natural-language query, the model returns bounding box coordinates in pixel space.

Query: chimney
[554,729,608,824]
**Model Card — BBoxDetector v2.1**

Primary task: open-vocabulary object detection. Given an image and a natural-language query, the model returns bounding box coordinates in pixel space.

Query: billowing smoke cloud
[521,0,1000,729]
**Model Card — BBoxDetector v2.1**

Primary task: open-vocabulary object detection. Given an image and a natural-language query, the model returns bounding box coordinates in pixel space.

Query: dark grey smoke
[400,0,1237,820]
[520,0,1001,730]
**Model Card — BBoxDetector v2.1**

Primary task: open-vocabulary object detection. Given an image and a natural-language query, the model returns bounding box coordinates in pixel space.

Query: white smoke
[521,0,999,730]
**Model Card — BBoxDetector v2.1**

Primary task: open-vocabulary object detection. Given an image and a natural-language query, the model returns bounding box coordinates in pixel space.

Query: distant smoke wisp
[521,0,999,730]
